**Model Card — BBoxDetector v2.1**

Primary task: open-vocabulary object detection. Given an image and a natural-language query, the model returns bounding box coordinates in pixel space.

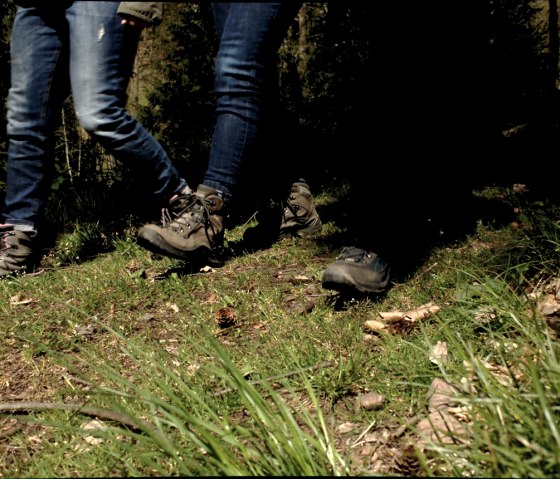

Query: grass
[1,183,560,477]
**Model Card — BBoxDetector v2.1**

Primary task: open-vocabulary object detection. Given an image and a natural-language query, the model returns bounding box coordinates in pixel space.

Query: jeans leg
[67,1,188,202]
[3,5,69,231]
[202,2,301,203]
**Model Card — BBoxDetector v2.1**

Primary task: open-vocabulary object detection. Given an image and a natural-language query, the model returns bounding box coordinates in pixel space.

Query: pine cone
[393,443,422,476]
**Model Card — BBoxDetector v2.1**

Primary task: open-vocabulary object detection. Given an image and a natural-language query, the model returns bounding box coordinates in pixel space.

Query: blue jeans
[3,1,188,231]
[202,2,302,203]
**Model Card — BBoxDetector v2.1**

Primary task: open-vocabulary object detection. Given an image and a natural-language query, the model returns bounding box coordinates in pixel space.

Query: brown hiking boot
[137,184,225,260]
[0,226,42,277]
[279,181,322,239]
[242,181,322,249]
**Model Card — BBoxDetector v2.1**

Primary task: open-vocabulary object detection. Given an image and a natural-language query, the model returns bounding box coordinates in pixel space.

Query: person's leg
[137,2,314,260]
[3,4,69,232]
[202,2,301,203]
[211,2,321,245]
[67,1,189,204]
[1,4,69,276]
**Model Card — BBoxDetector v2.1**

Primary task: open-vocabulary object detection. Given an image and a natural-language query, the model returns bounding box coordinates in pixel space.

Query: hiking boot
[322,246,391,294]
[279,181,322,239]
[242,181,322,248]
[137,184,225,260]
[0,226,41,277]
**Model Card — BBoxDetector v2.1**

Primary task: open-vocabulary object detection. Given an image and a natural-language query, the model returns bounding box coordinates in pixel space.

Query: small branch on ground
[0,401,158,438]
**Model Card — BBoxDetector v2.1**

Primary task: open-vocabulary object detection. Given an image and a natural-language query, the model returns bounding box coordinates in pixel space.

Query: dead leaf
[416,412,469,446]
[298,300,316,314]
[446,405,472,422]
[416,378,472,447]
[75,325,96,336]
[427,378,459,410]
[363,333,380,344]
[357,392,384,411]
[463,359,522,387]
[337,422,358,434]
[537,295,560,316]
[429,341,449,366]
[166,302,180,313]
[73,419,107,452]
[204,292,218,304]
[474,306,497,324]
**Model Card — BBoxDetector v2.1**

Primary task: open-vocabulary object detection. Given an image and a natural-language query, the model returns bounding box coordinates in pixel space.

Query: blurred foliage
[134,2,217,187]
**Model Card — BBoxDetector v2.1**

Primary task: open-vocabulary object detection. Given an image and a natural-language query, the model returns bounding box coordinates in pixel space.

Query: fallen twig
[0,401,158,437]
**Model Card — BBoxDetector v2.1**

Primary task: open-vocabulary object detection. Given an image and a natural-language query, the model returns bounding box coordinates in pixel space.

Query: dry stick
[0,401,160,438]
[1,361,336,439]
[351,419,376,448]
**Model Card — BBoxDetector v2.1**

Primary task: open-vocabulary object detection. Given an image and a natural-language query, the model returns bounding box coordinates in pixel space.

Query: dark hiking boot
[279,181,322,239]
[137,184,225,260]
[322,246,391,294]
[243,181,322,248]
[0,226,42,277]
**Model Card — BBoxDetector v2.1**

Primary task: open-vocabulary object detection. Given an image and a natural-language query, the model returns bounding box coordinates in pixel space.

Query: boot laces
[338,247,374,263]
[283,193,311,224]
[160,195,193,225]
[161,195,214,231]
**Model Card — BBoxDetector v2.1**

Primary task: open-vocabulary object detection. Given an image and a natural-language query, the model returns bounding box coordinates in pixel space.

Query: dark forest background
[0,1,559,237]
